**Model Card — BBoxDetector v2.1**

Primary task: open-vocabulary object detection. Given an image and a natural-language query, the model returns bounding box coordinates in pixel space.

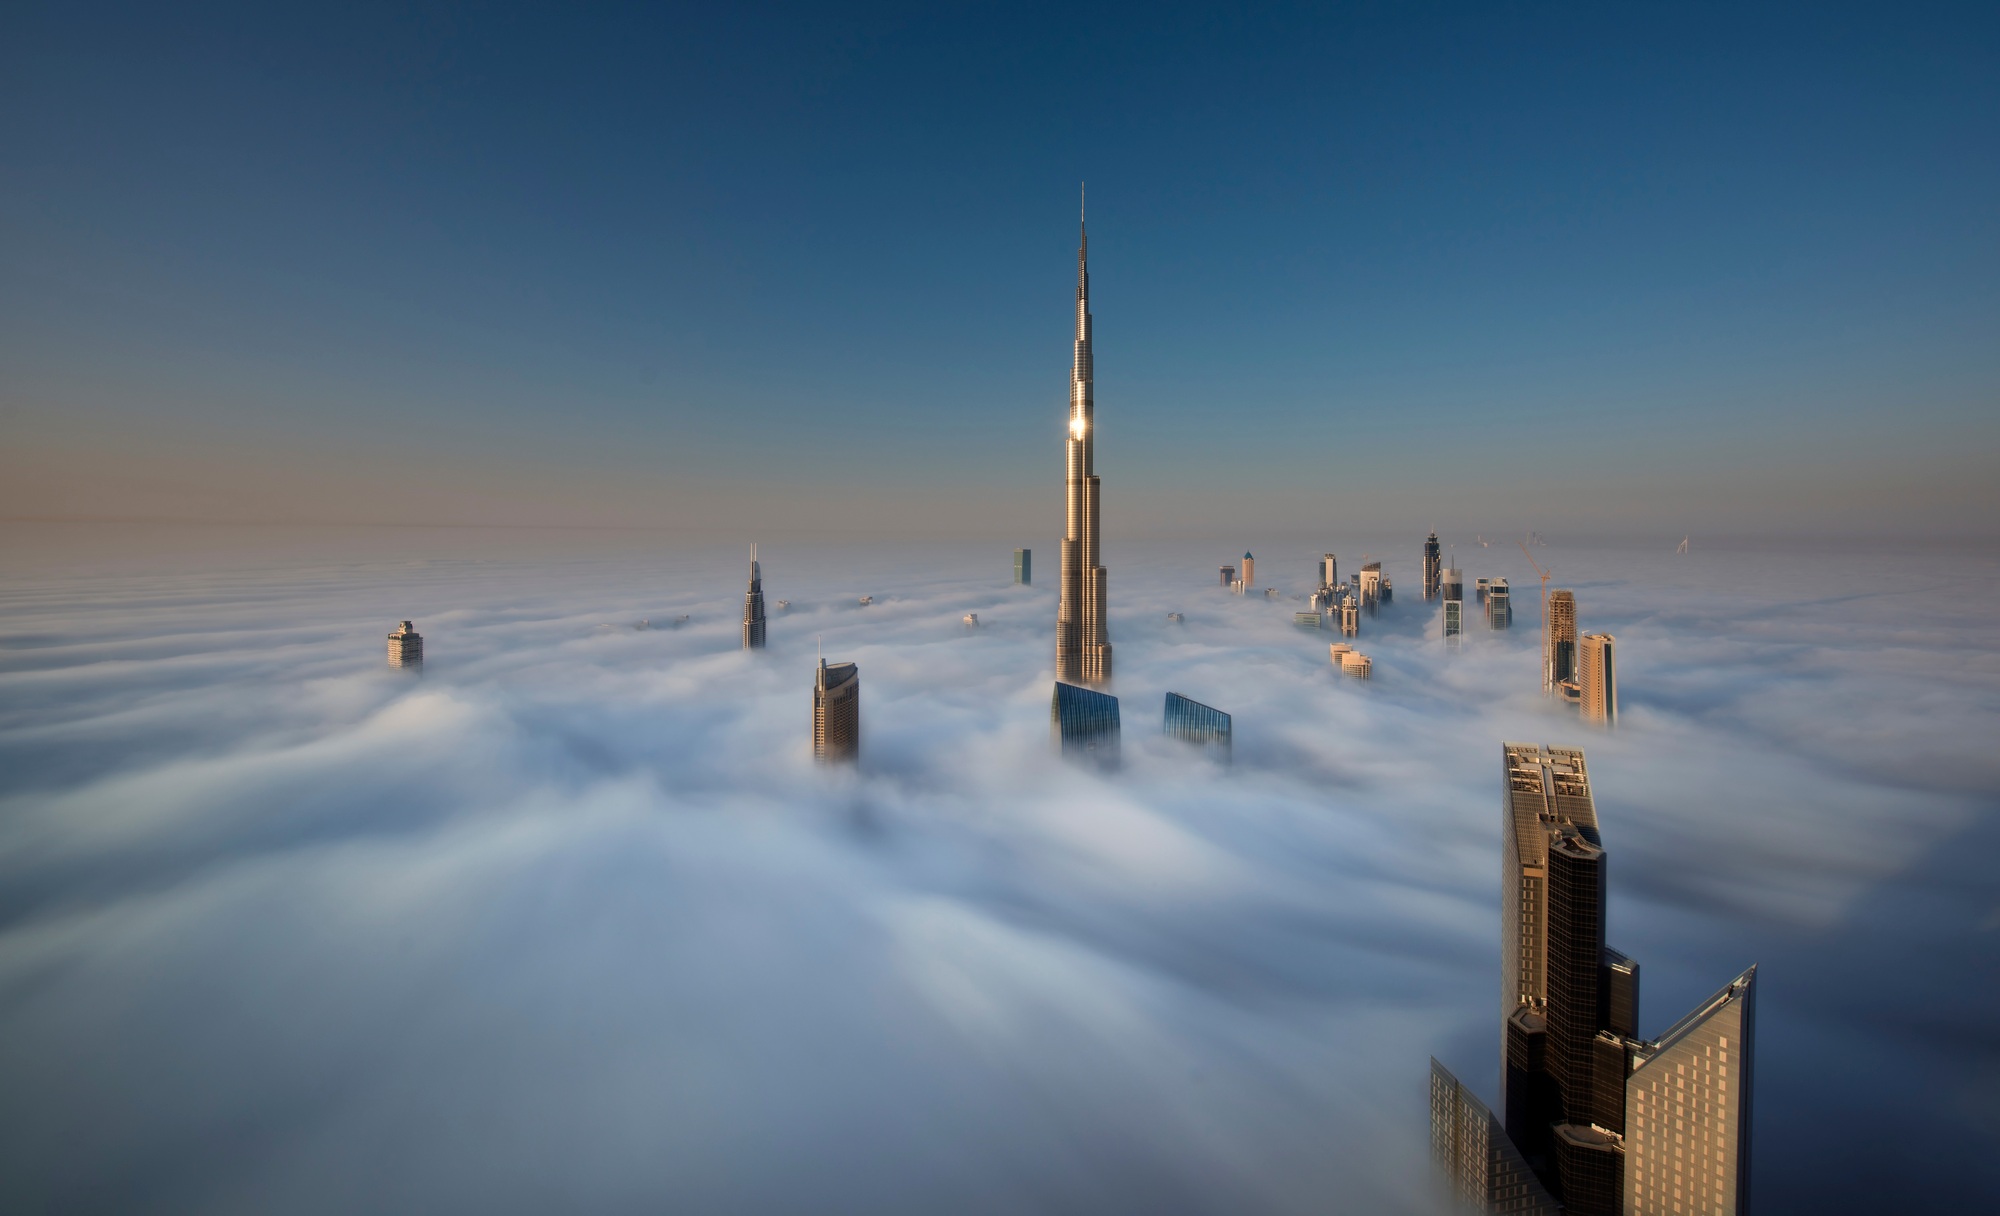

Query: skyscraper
[1424,531,1443,600]
[813,659,859,762]
[1056,200,1112,685]
[1341,600,1360,636]
[1488,578,1512,629]
[386,620,423,669]
[1360,560,1382,609]
[1579,633,1617,724]
[1445,599,1463,640]
[742,546,767,650]
[1051,681,1120,763]
[1014,548,1032,585]
[1442,565,1464,603]
[1163,692,1231,759]
[1220,565,1235,587]
[1545,591,1578,693]
[1321,553,1338,589]
[1239,551,1256,593]
[1624,968,1757,1216]
[1431,1058,1561,1215]
[1439,744,1758,1215]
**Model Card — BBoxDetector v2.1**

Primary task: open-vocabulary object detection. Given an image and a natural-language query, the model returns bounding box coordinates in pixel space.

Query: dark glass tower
[1424,531,1443,600]
[742,546,766,650]
[1057,194,1112,685]
[1163,692,1231,759]
[1051,681,1120,764]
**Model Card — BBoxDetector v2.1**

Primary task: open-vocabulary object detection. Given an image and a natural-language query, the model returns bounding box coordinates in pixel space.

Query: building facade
[742,547,767,650]
[1239,551,1256,593]
[1014,548,1032,585]
[1625,968,1757,1216]
[1489,578,1512,629]
[387,620,423,669]
[813,659,860,762]
[1321,553,1338,589]
[1445,599,1463,640]
[1163,692,1231,758]
[1425,531,1443,600]
[1580,633,1617,724]
[1546,591,1578,693]
[1056,206,1113,685]
[1432,1058,1562,1215]
[1051,681,1120,763]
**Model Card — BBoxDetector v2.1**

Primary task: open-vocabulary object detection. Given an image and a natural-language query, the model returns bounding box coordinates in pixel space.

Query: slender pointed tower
[1057,190,1112,685]
[741,545,766,650]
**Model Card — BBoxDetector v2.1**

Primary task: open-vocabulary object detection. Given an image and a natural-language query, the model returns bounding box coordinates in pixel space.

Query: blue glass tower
[1163,692,1231,760]
[1051,680,1120,763]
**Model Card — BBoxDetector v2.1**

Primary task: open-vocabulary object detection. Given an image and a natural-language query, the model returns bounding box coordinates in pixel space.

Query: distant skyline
[3,3,1996,538]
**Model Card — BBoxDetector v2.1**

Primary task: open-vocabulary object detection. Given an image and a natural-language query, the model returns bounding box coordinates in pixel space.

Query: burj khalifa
[1057,198,1112,685]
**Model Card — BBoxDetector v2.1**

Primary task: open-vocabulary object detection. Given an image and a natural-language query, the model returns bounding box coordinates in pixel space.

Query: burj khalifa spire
[1057,190,1112,685]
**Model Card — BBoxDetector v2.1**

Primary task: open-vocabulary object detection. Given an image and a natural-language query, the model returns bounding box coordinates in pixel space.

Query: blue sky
[3,2,1996,537]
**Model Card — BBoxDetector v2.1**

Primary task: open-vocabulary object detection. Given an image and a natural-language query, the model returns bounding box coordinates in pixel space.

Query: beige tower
[1624,968,1757,1215]
[386,620,423,669]
[812,659,859,762]
[1056,196,1112,684]
[1579,633,1617,723]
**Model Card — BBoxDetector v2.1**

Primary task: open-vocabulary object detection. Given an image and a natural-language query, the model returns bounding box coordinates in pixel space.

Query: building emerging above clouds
[1051,681,1120,764]
[742,546,767,650]
[1162,692,1231,759]
[1434,744,1758,1214]
[1055,204,1112,685]
[387,620,423,669]
[812,659,859,762]
[1580,633,1617,724]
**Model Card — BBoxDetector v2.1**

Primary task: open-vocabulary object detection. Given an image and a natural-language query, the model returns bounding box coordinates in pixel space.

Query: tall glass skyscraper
[1051,681,1120,763]
[1424,531,1443,600]
[742,546,766,650]
[1163,692,1231,759]
[1056,198,1112,685]
[1014,548,1032,585]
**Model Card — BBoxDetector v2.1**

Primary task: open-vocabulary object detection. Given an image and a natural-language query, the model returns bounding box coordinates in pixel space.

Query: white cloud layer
[1,524,1996,1213]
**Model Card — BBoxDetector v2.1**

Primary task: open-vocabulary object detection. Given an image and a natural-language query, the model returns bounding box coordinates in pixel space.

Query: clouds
[1,524,1996,1213]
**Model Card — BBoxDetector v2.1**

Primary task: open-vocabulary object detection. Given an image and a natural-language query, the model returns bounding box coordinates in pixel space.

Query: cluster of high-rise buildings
[1431,744,1756,1214]
[1541,590,1617,724]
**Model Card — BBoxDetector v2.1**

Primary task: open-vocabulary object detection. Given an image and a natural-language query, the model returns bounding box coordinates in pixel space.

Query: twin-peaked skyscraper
[1056,200,1112,686]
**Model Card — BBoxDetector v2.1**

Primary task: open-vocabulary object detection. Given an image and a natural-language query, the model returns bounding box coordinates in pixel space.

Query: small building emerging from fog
[387,621,423,669]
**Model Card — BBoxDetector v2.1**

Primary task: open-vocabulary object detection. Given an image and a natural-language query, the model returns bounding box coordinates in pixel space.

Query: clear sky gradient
[4,2,1996,538]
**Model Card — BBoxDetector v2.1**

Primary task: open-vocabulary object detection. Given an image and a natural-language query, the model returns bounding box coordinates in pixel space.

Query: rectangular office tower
[742,547,767,650]
[1443,566,1464,603]
[1321,553,1338,589]
[1425,531,1443,600]
[1051,681,1120,764]
[1579,633,1617,724]
[813,659,860,762]
[1014,548,1032,585]
[1488,578,1512,629]
[1432,1059,1561,1215]
[1163,692,1231,760]
[1219,565,1235,587]
[1445,599,1463,640]
[387,620,423,669]
[1545,591,1578,693]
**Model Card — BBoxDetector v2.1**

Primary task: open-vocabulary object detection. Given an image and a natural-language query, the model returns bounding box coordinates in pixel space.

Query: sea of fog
[1,523,1995,1214]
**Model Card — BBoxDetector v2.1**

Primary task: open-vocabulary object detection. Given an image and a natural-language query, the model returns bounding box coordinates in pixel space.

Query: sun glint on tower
[1056,187,1112,685]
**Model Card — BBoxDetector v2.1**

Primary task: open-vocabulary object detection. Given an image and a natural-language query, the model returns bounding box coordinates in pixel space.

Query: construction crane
[1521,537,1553,693]
[1676,536,1689,555]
